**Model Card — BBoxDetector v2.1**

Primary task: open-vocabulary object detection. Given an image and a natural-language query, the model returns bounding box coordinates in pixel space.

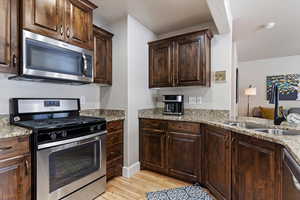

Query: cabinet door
[174,33,204,86]
[282,149,300,200]
[232,134,281,200]
[65,0,96,49]
[93,26,113,84]
[149,41,173,88]
[204,126,231,200]
[23,0,64,40]
[140,129,166,173]
[167,132,201,182]
[0,155,31,200]
[0,0,19,74]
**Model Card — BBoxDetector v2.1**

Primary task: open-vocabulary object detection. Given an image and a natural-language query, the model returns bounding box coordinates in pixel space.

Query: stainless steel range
[10,98,107,200]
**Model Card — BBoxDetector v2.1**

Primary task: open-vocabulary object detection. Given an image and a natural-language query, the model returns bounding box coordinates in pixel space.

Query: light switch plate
[189,96,197,105]
[196,97,202,104]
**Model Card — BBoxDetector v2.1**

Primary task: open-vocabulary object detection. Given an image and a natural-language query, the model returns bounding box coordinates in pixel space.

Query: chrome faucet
[269,84,286,125]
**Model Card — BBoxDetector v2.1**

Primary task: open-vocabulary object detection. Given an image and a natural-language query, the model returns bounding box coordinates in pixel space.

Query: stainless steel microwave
[10,30,93,84]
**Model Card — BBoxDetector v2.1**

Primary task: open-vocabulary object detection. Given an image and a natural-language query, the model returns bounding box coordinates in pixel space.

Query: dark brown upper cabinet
[65,0,96,49]
[93,25,113,85]
[148,30,212,88]
[149,40,173,88]
[23,0,64,40]
[23,0,96,50]
[0,0,19,74]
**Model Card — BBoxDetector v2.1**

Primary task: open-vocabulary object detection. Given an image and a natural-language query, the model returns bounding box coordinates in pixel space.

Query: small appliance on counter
[10,98,106,200]
[163,95,184,115]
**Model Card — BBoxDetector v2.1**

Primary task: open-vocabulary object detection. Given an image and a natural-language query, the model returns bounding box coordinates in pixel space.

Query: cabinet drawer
[107,144,122,161]
[141,119,167,130]
[168,122,200,134]
[107,120,123,132]
[0,136,29,160]
[107,130,123,147]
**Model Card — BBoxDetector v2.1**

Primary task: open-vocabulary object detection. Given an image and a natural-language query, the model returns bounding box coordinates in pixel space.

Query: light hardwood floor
[95,170,191,200]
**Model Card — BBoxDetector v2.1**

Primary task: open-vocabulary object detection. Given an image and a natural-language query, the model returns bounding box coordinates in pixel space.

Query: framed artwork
[266,74,300,101]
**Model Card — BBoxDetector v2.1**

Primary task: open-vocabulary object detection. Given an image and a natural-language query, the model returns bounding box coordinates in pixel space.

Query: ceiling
[90,0,213,35]
[230,0,300,62]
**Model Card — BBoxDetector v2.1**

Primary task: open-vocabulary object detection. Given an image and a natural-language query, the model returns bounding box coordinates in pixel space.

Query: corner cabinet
[93,25,113,85]
[204,125,231,200]
[139,119,202,183]
[148,30,212,88]
[23,0,97,50]
[0,0,19,74]
[231,133,282,200]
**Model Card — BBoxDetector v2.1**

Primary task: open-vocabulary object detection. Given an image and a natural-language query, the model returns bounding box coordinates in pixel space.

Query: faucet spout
[269,84,286,125]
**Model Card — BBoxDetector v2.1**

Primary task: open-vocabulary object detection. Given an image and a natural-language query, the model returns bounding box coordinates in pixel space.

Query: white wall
[156,25,233,111]
[0,74,100,114]
[99,16,157,171]
[127,15,157,167]
[238,55,300,116]
[100,18,128,110]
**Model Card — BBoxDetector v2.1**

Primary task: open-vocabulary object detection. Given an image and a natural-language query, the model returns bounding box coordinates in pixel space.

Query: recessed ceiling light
[263,22,276,29]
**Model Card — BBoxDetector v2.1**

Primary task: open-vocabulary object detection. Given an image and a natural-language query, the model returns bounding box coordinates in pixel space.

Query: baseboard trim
[122,162,140,178]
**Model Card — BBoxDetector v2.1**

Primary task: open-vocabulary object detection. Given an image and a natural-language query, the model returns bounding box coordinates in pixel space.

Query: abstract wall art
[266,74,300,101]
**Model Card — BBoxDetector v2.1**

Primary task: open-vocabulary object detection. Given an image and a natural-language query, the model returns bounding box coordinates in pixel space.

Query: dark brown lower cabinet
[204,125,231,200]
[0,136,31,200]
[232,133,282,200]
[282,149,300,200]
[140,119,202,182]
[167,132,201,182]
[107,120,124,180]
[140,128,167,173]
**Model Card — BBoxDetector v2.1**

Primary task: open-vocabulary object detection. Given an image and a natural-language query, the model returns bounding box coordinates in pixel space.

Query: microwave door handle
[82,53,88,76]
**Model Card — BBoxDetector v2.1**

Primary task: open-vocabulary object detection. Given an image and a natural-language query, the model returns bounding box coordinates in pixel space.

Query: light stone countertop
[0,109,125,140]
[139,108,300,166]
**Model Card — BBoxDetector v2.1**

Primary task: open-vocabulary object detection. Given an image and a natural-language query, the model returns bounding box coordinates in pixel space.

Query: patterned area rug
[147,185,214,200]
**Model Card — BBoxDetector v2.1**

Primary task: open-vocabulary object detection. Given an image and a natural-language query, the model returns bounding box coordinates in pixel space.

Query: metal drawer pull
[25,160,29,176]
[0,146,13,152]
[292,175,300,191]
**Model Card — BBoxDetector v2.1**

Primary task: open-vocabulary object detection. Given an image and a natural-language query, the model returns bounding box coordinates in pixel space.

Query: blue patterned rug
[147,185,214,200]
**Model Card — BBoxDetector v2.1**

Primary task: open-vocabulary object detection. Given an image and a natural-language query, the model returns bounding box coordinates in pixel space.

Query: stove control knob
[97,125,102,130]
[90,126,95,132]
[50,132,57,140]
[61,131,67,137]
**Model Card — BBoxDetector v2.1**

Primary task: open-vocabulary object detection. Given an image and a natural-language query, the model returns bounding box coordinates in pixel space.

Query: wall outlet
[80,96,86,105]
[196,96,202,104]
[188,96,197,105]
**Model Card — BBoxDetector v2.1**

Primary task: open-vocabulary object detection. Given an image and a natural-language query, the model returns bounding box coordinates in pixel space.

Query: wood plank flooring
[95,170,191,200]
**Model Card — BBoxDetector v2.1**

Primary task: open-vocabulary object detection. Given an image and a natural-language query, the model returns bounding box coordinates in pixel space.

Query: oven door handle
[38,131,107,150]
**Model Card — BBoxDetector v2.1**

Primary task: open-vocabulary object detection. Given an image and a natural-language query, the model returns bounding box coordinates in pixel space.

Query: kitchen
[0,0,300,200]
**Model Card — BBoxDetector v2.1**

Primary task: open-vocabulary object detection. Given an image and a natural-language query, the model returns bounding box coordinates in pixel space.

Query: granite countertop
[139,108,300,166]
[0,115,32,139]
[0,109,125,139]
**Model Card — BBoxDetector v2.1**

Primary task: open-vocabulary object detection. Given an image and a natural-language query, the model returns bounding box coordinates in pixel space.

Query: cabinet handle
[12,54,17,67]
[0,146,12,152]
[66,28,70,38]
[60,25,64,36]
[25,160,29,176]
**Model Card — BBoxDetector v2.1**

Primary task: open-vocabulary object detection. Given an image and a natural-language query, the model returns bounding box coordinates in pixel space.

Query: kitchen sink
[224,121,269,129]
[253,128,300,136]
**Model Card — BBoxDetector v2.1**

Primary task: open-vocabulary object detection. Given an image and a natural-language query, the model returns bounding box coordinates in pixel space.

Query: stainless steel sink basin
[224,121,269,129]
[254,128,300,136]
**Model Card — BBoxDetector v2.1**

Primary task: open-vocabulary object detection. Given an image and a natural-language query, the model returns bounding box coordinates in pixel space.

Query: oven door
[37,132,106,200]
[22,30,93,83]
